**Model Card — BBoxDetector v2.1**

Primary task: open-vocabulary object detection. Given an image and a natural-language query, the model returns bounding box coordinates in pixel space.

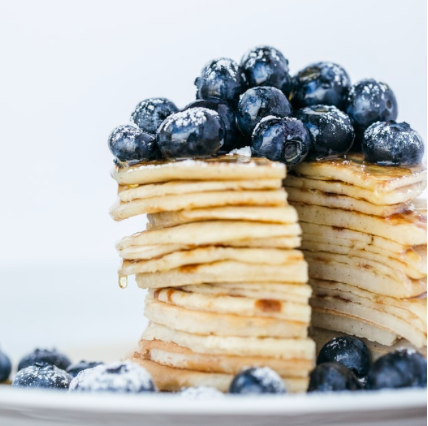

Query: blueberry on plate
[344,78,397,142]
[108,124,160,163]
[252,116,311,170]
[66,360,104,378]
[195,58,246,105]
[237,86,292,137]
[69,361,157,393]
[157,107,224,159]
[130,98,178,134]
[317,336,372,379]
[13,362,72,389]
[295,105,355,160]
[18,348,71,372]
[308,362,362,392]
[240,45,292,96]
[229,367,286,394]
[0,348,12,382]
[183,99,243,152]
[362,121,424,166]
[180,386,224,399]
[291,62,351,110]
[366,349,427,390]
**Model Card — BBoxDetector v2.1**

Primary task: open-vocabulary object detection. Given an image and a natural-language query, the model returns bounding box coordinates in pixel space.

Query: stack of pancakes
[110,155,315,392]
[284,155,427,349]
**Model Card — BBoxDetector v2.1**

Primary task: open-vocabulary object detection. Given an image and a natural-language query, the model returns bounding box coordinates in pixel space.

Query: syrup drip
[118,275,128,289]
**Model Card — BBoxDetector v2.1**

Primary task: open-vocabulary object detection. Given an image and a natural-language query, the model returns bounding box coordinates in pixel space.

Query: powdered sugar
[69,361,156,393]
[180,386,224,399]
[227,146,252,157]
[204,58,239,79]
[250,367,285,392]
[241,46,284,69]
[160,108,218,133]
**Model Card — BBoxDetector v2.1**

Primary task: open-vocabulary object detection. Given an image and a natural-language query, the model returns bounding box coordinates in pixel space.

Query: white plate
[0,386,426,426]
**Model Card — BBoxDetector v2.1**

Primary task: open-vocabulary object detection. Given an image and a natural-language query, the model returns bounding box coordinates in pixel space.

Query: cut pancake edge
[137,339,313,377]
[131,357,309,393]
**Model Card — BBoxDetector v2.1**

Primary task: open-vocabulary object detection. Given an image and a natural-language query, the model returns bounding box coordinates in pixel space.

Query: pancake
[183,282,312,304]
[293,154,427,192]
[120,247,304,275]
[111,189,287,221]
[304,253,426,298]
[147,287,311,322]
[285,175,426,205]
[146,205,298,230]
[136,260,308,289]
[311,309,399,346]
[144,299,308,338]
[301,229,426,274]
[142,323,316,359]
[287,187,409,217]
[112,155,286,185]
[119,236,302,260]
[117,221,301,250]
[118,179,281,202]
[302,241,425,279]
[310,297,426,348]
[310,279,427,327]
[132,357,309,393]
[293,203,427,246]
[138,339,313,377]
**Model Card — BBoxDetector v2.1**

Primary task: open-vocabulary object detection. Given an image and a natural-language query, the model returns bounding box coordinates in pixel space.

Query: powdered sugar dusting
[204,58,239,79]
[160,108,218,132]
[348,79,390,109]
[180,386,224,399]
[227,146,252,157]
[69,361,156,393]
[242,46,284,69]
[13,363,71,389]
[251,367,285,392]
[396,347,417,356]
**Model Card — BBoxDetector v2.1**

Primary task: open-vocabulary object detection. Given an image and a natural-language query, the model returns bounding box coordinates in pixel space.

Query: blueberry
[240,45,292,96]
[195,58,246,105]
[66,360,104,378]
[229,367,286,394]
[291,62,351,110]
[345,78,398,146]
[18,348,71,372]
[308,362,362,392]
[366,349,427,390]
[317,336,372,379]
[237,86,292,137]
[156,107,224,159]
[362,121,424,166]
[69,361,157,393]
[295,105,355,160]
[0,349,12,382]
[183,99,243,152]
[130,98,178,134]
[252,116,311,170]
[108,125,160,163]
[13,362,72,389]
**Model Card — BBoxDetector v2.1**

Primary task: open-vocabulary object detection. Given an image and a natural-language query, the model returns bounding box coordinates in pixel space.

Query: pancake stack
[110,154,315,392]
[284,154,427,349]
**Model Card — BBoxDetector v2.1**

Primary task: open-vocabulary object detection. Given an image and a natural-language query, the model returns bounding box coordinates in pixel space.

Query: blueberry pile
[108,45,424,170]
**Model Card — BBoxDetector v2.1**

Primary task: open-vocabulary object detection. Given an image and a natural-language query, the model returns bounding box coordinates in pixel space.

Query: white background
[0,0,426,362]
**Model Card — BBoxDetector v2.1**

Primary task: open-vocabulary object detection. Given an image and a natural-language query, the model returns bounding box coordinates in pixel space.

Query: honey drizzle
[118,275,128,289]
